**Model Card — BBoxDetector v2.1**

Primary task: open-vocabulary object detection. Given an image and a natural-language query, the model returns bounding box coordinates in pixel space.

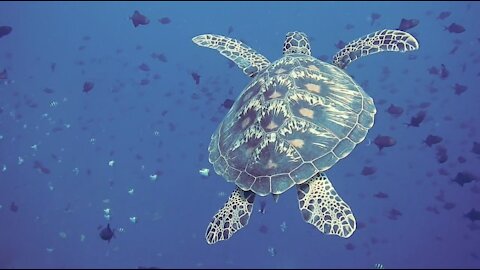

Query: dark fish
[373,192,388,199]
[259,225,268,234]
[10,202,18,212]
[465,208,480,222]
[443,202,455,210]
[191,72,200,85]
[457,156,466,163]
[50,62,56,72]
[453,83,467,95]
[0,69,7,80]
[472,142,480,155]
[406,110,426,127]
[387,208,402,220]
[435,145,448,163]
[397,18,419,31]
[158,17,171,24]
[140,79,150,85]
[0,26,12,38]
[139,63,150,72]
[83,81,94,93]
[345,23,354,30]
[227,26,234,34]
[361,166,377,176]
[428,66,438,75]
[439,64,449,79]
[423,135,443,147]
[258,200,266,214]
[445,23,465,33]
[437,11,451,20]
[345,243,355,250]
[449,45,459,55]
[99,223,115,242]
[43,88,55,94]
[370,13,381,26]
[374,135,396,151]
[130,10,150,27]
[151,53,167,62]
[386,104,404,117]
[222,99,235,109]
[452,172,476,186]
[335,40,346,49]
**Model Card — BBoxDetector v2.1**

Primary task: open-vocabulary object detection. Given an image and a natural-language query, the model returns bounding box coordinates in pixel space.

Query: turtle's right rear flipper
[205,187,255,244]
[297,173,356,238]
[192,34,270,78]
[332,29,419,69]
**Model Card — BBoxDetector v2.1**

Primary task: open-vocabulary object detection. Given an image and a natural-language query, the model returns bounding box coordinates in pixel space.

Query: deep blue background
[0,1,479,268]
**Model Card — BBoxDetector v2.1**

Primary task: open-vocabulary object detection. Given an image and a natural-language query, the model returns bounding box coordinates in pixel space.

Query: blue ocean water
[0,1,479,268]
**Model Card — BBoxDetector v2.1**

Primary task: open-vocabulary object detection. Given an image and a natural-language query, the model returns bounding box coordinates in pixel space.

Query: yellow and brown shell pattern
[209,55,376,196]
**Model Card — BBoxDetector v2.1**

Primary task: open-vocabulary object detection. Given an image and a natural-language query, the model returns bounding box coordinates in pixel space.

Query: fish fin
[297,173,356,238]
[205,187,255,244]
[192,34,270,77]
[332,29,419,69]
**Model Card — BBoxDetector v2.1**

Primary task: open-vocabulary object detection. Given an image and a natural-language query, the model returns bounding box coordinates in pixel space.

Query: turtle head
[283,31,311,56]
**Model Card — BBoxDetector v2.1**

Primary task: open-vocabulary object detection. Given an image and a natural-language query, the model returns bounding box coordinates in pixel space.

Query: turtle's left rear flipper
[297,173,356,238]
[332,29,419,69]
[206,187,255,244]
[192,34,270,78]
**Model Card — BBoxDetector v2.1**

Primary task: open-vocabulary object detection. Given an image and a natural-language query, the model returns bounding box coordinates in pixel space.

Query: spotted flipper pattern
[297,172,356,238]
[206,187,256,244]
[332,29,419,69]
[192,34,271,77]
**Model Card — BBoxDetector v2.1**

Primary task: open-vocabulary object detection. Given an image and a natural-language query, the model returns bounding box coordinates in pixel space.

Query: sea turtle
[192,29,419,244]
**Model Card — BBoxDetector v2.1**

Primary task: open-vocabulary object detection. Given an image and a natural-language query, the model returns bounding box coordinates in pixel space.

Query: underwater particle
[191,72,200,85]
[72,167,79,175]
[108,160,115,167]
[0,26,12,38]
[267,246,277,257]
[2,164,6,172]
[17,156,24,165]
[31,144,38,151]
[345,23,354,30]
[465,208,480,222]
[280,221,287,232]
[361,166,377,176]
[83,81,94,93]
[345,243,355,250]
[437,11,451,20]
[423,135,443,147]
[99,223,115,243]
[373,135,396,151]
[217,191,226,197]
[128,188,134,195]
[199,168,210,177]
[373,263,385,269]
[397,18,419,31]
[335,40,346,49]
[80,234,86,242]
[452,172,476,186]
[149,174,158,181]
[158,17,171,24]
[129,216,137,224]
[406,110,426,127]
[59,231,67,239]
[130,10,150,27]
[258,200,267,214]
[46,247,54,253]
[444,23,465,33]
[0,205,2,210]
[0,69,7,80]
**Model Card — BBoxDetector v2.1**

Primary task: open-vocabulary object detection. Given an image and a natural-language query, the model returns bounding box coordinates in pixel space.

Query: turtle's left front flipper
[333,29,419,69]
[205,187,255,244]
[297,173,356,238]
[192,34,270,77]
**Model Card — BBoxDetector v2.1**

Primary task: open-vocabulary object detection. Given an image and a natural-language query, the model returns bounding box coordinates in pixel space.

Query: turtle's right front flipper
[205,187,255,244]
[192,34,270,78]
[332,29,419,69]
